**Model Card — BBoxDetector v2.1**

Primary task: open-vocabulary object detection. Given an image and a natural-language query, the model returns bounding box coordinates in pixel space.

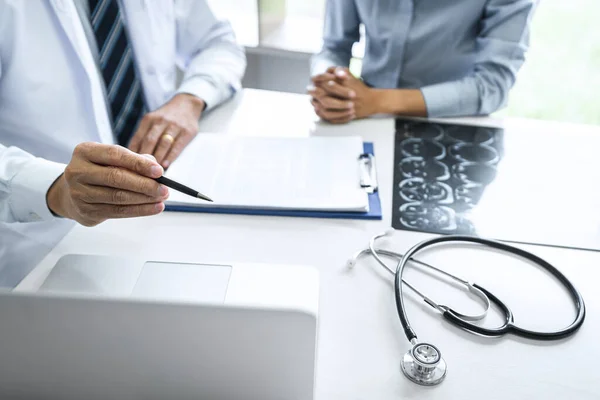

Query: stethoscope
[348,231,586,386]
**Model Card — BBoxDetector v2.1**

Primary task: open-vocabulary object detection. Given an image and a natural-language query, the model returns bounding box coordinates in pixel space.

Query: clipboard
[164,142,382,220]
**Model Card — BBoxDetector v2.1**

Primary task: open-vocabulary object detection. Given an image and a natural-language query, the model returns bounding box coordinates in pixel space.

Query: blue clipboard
[165,142,382,220]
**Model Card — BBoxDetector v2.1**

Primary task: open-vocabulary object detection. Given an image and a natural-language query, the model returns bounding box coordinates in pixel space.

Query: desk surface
[18,89,600,400]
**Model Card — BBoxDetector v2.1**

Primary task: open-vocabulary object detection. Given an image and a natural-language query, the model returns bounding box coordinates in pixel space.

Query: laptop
[0,255,319,400]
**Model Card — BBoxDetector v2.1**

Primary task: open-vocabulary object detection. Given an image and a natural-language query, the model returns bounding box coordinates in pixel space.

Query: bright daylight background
[497,0,600,125]
[210,0,600,126]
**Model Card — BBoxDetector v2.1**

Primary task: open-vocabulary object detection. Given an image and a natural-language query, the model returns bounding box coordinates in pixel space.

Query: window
[258,0,325,53]
[498,0,600,125]
[208,0,326,53]
[207,0,259,47]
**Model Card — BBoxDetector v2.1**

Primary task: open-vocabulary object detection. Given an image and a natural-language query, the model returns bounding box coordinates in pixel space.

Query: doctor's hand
[128,93,206,169]
[46,143,170,227]
[308,66,378,124]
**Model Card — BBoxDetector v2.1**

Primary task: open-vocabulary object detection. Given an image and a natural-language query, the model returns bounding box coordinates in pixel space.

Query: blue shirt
[311,0,537,117]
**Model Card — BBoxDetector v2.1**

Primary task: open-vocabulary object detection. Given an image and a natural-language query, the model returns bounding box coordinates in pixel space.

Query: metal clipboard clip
[358,153,378,194]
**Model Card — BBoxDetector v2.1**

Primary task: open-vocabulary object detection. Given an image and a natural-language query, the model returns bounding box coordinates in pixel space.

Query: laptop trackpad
[131,262,231,304]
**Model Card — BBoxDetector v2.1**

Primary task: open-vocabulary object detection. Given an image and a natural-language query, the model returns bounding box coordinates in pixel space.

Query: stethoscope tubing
[392,235,586,342]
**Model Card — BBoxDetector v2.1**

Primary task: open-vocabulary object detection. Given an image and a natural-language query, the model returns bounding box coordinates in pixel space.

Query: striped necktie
[88,0,145,146]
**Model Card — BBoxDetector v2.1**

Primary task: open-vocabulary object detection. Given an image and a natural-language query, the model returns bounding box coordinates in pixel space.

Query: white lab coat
[0,0,246,286]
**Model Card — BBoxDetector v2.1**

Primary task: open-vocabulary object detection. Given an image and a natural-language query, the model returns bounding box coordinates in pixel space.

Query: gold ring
[161,133,175,143]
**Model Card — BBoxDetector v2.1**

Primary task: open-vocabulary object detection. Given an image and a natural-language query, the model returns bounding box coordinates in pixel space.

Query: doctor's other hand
[46,143,170,227]
[128,93,206,169]
[309,66,377,124]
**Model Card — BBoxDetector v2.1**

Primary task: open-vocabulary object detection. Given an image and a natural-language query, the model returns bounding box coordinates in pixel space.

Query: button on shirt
[312,0,537,117]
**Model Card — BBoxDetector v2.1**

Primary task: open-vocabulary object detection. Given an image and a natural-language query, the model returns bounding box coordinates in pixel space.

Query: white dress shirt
[0,0,246,286]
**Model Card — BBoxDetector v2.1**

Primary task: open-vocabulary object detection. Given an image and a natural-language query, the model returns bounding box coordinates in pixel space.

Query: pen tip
[197,193,214,202]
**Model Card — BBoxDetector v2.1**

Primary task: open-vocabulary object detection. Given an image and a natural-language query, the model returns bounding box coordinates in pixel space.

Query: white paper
[164,134,369,212]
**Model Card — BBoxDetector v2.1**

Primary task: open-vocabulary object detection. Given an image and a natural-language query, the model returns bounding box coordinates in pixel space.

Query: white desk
[18,89,600,400]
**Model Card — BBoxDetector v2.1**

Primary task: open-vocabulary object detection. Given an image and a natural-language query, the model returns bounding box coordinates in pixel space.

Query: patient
[309,0,537,123]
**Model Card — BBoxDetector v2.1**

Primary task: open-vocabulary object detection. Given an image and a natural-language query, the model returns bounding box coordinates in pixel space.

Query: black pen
[155,176,213,202]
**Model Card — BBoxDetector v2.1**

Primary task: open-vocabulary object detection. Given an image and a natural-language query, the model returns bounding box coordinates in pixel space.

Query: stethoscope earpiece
[401,342,447,386]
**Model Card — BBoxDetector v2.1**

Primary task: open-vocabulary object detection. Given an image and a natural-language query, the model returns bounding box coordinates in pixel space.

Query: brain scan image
[449,143,499,165]
[393,119,507,239]
[399,178,453,204]
[454,183,485,208]
[452,162,497,185]
[399,157,450,180]
[392,118,600,251]
[401,122,444,140]
[399,203,457,231]
[445,126,495,145]
[455,215,477,235]
[400,138,446,160]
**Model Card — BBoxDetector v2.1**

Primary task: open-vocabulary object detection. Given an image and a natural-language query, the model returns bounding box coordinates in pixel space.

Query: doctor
[0,0,245,286]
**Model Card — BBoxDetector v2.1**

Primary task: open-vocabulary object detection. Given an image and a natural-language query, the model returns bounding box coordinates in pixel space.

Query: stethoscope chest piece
[401,343,447,386]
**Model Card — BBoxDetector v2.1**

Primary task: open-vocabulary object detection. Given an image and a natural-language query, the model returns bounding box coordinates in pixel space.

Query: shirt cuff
[310,51,350,77]
[310,56,334,77]
[9,157,66,222]
[420,80,479,118]
[176,77,223,112]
